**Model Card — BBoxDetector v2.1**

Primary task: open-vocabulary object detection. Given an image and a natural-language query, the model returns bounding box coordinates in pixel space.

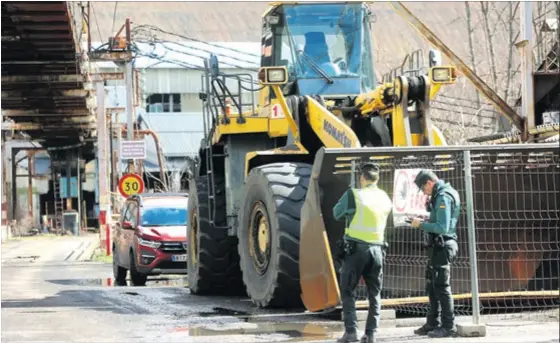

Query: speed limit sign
[118,173,145,198]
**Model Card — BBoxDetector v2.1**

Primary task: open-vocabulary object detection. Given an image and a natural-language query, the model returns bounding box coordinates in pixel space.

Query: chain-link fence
[346,143,559,321]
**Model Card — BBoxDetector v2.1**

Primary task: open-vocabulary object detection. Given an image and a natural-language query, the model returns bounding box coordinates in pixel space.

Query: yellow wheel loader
[187,1,559,312]
[187,1,455,308]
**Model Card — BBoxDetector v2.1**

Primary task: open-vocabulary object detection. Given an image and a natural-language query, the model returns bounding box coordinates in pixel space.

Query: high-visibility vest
[346,185,393,244]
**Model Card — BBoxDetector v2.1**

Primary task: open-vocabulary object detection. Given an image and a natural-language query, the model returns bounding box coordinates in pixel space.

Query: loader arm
[389,1,527,137]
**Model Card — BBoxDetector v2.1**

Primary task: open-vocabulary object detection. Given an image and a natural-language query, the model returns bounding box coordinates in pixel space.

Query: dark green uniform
[333,185,392,341]
[421,179,460,332]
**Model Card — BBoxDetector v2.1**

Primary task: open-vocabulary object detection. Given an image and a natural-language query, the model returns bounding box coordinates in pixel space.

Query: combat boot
[428,327,457,338]
[360,334,375,343]
[413,323,439,336]
[336,331,359,343]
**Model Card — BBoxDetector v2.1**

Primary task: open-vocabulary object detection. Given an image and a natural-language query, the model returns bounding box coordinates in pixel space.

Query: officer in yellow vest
[333,162,393,343]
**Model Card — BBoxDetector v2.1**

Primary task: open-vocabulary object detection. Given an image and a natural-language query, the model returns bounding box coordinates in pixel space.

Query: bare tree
[464,1,481,111]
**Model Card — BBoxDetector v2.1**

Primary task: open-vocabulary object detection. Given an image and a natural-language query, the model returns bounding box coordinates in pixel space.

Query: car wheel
[112,248,128,286]
[129,251,147,286]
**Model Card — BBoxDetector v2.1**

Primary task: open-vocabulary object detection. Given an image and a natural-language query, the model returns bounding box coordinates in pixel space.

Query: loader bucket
[299,147,392,312]
[300,144,560,313]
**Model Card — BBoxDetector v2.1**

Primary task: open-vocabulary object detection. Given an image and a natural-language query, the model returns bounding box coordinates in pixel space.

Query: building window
[146,93,181,113]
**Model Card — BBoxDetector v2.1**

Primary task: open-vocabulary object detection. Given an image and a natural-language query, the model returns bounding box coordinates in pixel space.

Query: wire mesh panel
[316,147,470,316]
[318,143,559,319]
[368,150,471,316]
[470,145,560,319]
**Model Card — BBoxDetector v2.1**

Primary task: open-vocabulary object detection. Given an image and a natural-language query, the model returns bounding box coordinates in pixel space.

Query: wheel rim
[248,201,271,275]
[190,212,198,267]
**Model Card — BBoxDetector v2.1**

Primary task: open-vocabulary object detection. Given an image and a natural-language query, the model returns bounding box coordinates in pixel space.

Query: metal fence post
[463,150,481,324]
[350,160,357,188]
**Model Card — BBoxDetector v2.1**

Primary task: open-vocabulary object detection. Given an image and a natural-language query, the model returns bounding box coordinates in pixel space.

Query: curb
[329,309,558,329]
[78,237,101,261]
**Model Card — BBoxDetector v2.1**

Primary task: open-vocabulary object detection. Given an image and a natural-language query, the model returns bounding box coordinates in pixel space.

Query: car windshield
[141,207,188,226]
[275,3,368,80]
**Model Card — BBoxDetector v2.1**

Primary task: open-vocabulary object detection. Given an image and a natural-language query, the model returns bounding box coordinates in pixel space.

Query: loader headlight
[258,66,288,85]
[430,66,458,84]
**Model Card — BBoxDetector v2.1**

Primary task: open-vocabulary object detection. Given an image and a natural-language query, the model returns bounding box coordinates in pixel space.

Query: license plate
[172,254,187,262]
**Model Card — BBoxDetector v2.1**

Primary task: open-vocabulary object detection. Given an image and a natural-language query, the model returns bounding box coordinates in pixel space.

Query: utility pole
[27,151,33,222]
[96,81,109,230]
[518,1,535,135]
[125,59,135,173]
[86,11,134,253]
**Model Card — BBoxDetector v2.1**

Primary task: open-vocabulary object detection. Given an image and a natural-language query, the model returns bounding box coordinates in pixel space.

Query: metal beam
[1,122,96,131]
[0,60,75,65]
[17,33,72,39]
[2,109,92,116]
[1,89,89,98]
[3,15,69,22]
[5,24,71,31]
[1,74,84,83]
[1,73,124,83]
[88,51,133,62]
[89,72,125,81]
[1,11,67,18]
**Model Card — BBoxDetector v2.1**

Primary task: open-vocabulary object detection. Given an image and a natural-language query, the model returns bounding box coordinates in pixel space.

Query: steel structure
[1,1,96,158]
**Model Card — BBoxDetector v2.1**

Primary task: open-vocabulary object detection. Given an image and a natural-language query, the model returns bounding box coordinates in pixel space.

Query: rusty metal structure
[1,1,96,153]
[1,1,98,232]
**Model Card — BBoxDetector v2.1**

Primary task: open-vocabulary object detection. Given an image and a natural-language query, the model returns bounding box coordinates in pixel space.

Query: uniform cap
[414,169,437,189]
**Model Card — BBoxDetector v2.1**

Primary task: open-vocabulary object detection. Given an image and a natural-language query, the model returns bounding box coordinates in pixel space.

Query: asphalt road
[1,235,558,343]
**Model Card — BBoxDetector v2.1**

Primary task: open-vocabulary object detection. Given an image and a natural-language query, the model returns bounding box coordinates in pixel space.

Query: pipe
[468,123,560,144]
[27,152,34,222]
[121,128,168,189]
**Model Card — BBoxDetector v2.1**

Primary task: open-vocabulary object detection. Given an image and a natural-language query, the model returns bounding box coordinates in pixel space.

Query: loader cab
[261,2,376,97]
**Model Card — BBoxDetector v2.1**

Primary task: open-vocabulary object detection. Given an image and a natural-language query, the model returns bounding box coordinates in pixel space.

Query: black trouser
[340,242,384,335]
[425,239,458,329]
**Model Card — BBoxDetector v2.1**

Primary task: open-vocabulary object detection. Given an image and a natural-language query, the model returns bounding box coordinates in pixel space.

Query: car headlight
[138,237,161,249]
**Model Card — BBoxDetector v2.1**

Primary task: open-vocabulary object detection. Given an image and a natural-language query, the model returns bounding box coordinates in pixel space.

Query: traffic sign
[120,139,146,160]
[118,173,145,198]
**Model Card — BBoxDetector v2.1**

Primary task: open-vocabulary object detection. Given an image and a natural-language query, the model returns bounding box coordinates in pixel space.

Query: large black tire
[237,162,311,308]
[187,175,245,295]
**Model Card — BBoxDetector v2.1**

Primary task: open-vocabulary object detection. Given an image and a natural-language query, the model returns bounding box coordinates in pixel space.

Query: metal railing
[349,143,559,322]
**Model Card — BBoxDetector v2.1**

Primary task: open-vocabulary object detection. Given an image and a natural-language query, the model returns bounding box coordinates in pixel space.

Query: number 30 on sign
[118,173,145,198]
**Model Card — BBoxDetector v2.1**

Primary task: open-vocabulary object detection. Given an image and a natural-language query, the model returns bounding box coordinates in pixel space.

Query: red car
[112,193,189,286]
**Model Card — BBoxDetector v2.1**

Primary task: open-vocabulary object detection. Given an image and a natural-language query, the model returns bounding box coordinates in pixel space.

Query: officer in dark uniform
[332,163,393,343]
[410,169,460,338]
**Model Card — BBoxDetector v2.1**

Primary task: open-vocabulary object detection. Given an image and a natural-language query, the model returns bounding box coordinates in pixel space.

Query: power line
[111,2,118,36]
[134,49,261,86]
[89,3,104,44]
[132,24,261,58]
[134,38,259,72]
[151,38,259,67]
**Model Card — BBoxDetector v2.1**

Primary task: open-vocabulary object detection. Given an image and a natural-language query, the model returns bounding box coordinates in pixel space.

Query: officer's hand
[411,218,423,228]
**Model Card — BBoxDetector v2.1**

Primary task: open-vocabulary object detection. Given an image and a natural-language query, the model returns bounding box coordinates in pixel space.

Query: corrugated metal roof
[138,112,204,158]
